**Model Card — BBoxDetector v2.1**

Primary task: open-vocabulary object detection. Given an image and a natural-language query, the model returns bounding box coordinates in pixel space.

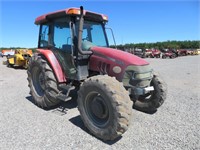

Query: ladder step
[59,85,75,91]
[56,94,72,102]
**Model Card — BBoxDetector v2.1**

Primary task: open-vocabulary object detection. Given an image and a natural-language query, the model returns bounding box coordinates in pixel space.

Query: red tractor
[151,49,161,58]
[27,7,167,141]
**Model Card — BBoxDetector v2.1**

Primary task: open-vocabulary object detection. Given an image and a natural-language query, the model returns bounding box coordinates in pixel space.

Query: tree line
[0,40,199,52]
[111,40,200,50]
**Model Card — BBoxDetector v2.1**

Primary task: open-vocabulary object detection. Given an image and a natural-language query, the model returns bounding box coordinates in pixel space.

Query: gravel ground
[0,55,199,150]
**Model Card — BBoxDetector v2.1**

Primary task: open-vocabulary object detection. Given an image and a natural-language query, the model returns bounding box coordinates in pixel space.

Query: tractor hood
[90,47,149,66]
[89,46,150,81]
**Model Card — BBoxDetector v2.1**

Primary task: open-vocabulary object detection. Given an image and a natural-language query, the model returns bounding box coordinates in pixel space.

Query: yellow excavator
[6,49,32,68]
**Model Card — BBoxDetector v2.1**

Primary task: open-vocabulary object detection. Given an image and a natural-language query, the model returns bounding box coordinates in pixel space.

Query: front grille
[122,65,153,87]
[97,62,110,74]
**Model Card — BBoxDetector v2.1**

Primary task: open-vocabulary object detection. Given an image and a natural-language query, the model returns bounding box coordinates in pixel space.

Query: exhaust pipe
[77,6,92,55]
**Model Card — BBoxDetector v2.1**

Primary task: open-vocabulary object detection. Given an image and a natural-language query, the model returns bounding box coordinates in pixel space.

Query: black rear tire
[77,75,132,141]
[27,54,61,108]
[133,72,167,113]
[7,60,12,68]
[170,54,176,59]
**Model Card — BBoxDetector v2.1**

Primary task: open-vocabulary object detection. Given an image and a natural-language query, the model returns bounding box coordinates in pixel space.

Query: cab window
[39,24,49,47]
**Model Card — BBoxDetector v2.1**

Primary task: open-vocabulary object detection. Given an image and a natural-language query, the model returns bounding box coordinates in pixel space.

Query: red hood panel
[91,47,149,66]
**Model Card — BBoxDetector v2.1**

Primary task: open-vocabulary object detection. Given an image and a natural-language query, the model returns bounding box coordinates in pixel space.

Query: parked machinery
[7,49,32,68]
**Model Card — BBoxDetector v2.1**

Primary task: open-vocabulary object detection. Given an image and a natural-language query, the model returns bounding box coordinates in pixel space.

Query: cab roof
[35,7,108,25]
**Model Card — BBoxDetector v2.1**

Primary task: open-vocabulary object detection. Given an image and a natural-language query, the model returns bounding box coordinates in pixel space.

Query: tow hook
[144,86,154,93]
[131,86,154,96]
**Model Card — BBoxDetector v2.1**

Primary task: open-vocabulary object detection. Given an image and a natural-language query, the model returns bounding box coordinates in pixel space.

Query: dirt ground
[0,55,199,150]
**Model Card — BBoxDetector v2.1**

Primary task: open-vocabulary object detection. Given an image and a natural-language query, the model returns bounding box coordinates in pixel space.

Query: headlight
[135,72,152,79]
[112,66,122,74]
[122,65,153,87]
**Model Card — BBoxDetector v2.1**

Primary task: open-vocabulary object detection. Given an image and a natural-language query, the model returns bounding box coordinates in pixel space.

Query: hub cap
[85,92,109,128]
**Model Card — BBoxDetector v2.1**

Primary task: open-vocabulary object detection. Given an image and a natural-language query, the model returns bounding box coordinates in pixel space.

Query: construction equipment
[196,49,200,55]
[177,49,187,56]
[27,6,167,141]
[1,49,15,58]
[7,49,32,68]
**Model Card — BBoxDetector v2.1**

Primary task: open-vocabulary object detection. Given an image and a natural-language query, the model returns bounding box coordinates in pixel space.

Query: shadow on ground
[132,104,157,114]
[25,95,77,112]
[69,115,122,145]
[26,93,156,144]
[7,65,26,70]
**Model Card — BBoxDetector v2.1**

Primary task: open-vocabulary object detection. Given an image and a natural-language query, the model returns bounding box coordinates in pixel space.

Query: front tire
[77,75,132,141]
[133,73,167,112]
[27,54,60,108]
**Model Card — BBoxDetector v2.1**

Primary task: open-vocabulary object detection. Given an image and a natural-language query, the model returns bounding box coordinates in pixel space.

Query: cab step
[56,94,72,102]
[57,85,75,102]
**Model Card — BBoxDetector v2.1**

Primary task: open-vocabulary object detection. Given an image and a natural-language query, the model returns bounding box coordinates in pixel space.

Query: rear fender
[37,49,66,83]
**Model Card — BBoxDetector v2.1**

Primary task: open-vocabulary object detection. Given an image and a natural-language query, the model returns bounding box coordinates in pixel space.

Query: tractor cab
[35,7,109,80]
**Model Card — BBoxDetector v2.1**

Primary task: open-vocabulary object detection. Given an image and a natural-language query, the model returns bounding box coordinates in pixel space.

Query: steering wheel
[82,37,90,41]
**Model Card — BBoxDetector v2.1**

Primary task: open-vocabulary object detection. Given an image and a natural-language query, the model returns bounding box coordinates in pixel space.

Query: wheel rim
[32,66,45,97]
[85,92,109,128]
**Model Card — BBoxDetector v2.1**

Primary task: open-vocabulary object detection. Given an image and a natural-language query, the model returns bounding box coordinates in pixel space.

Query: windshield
[39,19,108,52]
[76,20,108,49]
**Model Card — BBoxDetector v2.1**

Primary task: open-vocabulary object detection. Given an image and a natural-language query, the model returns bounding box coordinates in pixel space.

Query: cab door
[38,18,76,80]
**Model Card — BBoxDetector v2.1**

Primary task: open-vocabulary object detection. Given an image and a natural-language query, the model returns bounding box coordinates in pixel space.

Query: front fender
[37,49,66,83]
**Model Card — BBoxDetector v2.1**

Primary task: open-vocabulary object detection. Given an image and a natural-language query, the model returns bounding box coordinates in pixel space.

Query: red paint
[37,49,66,83]
[35,8,108,25]
[89,47,149,81]
[89,53,120,79]
[91,47,149,66]
[35,9,68,24]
